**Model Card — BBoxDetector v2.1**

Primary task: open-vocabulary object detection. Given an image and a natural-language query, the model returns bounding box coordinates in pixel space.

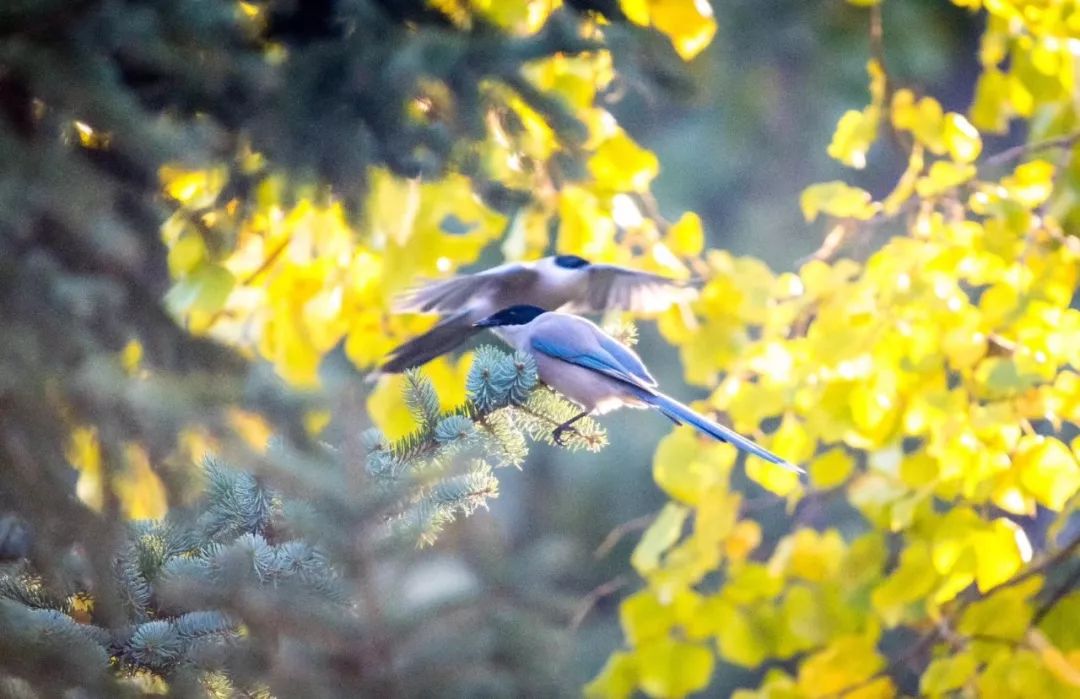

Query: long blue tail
[638,390,804,474]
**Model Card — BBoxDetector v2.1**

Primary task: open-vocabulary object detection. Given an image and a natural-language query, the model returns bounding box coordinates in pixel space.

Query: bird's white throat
[491,324,531,352]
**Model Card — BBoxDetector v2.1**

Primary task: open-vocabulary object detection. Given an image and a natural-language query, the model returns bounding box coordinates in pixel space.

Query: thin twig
[568,575,629,633]
[240,237,290,285]
[984,131,1080,167]
[1033,560,1080,624]
[594,513,657,560]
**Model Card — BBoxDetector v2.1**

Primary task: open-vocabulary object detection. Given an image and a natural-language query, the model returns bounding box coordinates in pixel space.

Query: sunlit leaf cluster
[593,1,1080,696]
[160,0,712,446]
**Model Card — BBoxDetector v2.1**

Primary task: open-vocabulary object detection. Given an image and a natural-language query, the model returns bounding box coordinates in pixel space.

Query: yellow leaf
[769,528,845,583]
[942,324,987,371]
[227,409,274,454]
[971,67,1011,133]
[1002,159,1055,209]
[120,339,143,375]
[588,130,659,193]
[972,518,1029,592]
[958,575,1041,642]
[68,427,103,512]
[648,0,718,62]
[723,563,784,605]
[620,589,675,646]
[469,0,555,34]
[666,211,705,256]
[636,638,714,697]
[828,109,879,169]
[367,374,419,441]
[725,519,762,562]
[921,651,977,697]
[1028,629,1080,688]
[846,678,895,699]
[115,444,168,520]
[915,160,976,198]
[800,181,878,222]
[1014,435,1080,511]
[849,372,901,445]
[557,185,617,258]
[891,91,946,153]
[620,0,650,25]
[841,532,888,588]
[713,601,771,668]
[585,651,639,699]
[304,409,332,437]
[159,165,226,207]
[871,541,937,627]
[631,503,689,576]
[943,112,982,163]
[797,635,885,698]
[652,427,736,505]
[746,454,801,496]
[977,649,1071,698]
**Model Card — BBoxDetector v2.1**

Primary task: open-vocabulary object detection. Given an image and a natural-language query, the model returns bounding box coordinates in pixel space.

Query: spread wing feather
[561,265,698,314]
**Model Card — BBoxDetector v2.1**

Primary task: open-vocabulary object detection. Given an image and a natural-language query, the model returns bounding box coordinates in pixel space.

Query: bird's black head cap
[554,254,590,269]
[474,305,548,328]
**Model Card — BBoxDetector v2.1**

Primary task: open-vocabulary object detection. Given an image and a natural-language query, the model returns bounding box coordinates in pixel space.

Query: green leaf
[1039,592,1080,651]
[164,263,235,315]
[631,503,689,576]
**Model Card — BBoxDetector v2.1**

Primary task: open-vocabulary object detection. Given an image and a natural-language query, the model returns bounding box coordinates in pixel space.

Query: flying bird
[380,255,696,373]
[473,305,803,473]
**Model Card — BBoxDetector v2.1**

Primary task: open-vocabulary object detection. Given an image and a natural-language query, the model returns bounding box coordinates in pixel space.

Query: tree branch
[594,513,657,560]
[568,575,629,633]
[984,131,1080,167]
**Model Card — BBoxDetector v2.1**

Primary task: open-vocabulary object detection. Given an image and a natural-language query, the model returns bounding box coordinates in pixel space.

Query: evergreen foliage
[0,0,693,693]
[0,345,603,695]
[368,345,605,543]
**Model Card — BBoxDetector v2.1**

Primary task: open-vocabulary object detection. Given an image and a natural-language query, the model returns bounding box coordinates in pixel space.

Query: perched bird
[474,305,803,473]
[380,255,696,373]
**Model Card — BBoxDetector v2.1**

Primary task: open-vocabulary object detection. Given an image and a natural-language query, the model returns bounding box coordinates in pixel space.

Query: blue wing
[596,335,656,386]
[531,330,655,388]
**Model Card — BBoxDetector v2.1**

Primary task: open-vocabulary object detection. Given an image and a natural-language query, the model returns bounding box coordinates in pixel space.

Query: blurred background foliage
[2,0,1080,697]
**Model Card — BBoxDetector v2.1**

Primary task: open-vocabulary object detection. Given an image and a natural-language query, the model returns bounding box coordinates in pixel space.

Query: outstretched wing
[393,264,539,314]
[530,315,657,389]
[561,265,697,314]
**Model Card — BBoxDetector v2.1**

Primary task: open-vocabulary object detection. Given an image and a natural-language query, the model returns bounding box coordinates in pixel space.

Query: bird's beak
[473,318,494,328]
